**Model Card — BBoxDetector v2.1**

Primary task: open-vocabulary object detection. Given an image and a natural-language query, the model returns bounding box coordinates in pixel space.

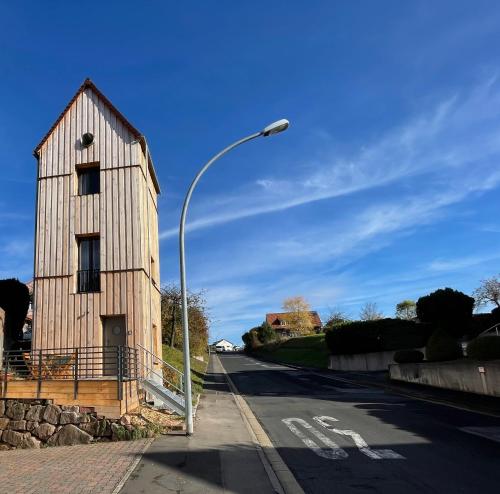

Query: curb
[216,355,305,494]
[113,437,154,494]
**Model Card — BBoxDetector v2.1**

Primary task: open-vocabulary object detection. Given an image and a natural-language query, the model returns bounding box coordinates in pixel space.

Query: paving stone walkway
[0,438,152,494]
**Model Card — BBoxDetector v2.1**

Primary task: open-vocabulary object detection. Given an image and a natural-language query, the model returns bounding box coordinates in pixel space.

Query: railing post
[2,351,8,398]
[117,346,123,401]
[37,350,42,399]
[74,348,79,399]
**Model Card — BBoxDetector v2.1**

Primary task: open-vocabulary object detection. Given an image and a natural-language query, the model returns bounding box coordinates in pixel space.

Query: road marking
[282,418,348,459]
[313,416,405,460]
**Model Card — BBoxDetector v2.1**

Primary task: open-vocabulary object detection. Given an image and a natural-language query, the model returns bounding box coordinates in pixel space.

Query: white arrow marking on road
[282,418,348,459]
[313,416,405,460]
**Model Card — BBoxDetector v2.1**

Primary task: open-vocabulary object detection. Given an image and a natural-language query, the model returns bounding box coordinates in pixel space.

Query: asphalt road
[219,353,500,494]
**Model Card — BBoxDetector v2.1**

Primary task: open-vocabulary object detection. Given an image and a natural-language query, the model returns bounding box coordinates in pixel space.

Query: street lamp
[180,119,290,435]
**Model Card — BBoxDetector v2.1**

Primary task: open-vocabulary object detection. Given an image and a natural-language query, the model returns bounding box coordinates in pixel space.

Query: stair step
[142,378,186,415]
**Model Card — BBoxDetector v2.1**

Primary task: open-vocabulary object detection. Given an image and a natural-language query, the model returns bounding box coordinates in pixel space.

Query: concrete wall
[389,360,500,397]
[328,349,418,371]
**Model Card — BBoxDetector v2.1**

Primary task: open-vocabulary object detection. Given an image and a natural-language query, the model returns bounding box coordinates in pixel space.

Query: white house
[213,339,236,352]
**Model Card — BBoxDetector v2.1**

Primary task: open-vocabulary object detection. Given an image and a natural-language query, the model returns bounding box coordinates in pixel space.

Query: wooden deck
[0,379,140,418]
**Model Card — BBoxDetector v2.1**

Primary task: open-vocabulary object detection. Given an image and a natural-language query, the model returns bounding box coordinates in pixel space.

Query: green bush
[0,278,30,350]
[258,322,276,344]
[466,336,500,361]
[324,319,433,355]
[416,288,474,337]
[393,349,424,364]
[425,328,462,362]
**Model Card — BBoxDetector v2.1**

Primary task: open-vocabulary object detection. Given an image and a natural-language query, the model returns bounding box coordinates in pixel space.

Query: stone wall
[389,360,500,397]
[0,398,154,450]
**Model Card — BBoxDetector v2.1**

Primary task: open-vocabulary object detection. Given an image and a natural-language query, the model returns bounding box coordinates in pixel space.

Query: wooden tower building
[32,79,162,364]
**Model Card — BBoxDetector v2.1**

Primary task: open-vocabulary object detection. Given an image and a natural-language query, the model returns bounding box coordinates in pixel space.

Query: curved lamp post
[180,119,290,435]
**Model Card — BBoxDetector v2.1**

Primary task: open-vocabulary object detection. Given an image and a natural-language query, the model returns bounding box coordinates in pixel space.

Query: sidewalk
[0,439,151,494]
[120,354,276,494]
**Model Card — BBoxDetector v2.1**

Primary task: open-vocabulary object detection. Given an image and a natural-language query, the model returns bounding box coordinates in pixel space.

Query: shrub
[425,328,462,362]
[393,349,424,364]
[324,318,433,355]
[258,322,276,344]
[0,278,30,350]
[416,288,474,337]
[466,336,500,361]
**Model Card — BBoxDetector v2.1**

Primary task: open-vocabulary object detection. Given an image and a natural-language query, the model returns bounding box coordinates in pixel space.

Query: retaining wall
[389,360,500,397]
[328,349,424,371]
[0,398,154,450]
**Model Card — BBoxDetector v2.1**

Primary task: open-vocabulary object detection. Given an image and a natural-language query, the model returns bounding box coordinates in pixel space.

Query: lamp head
[262,119,289,137]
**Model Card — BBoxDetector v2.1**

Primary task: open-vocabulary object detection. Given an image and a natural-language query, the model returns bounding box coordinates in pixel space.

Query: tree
[359,302,383,321]
[324,308,351,329]
[416,287,474,337]
[395,300,416,320]
[160,283,209,355]
[282,296,314,334]
[258,321,276,343]
[473,275,500,308]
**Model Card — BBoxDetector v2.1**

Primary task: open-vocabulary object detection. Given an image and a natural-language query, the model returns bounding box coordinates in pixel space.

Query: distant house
[212,339,236,352]
[265,311,322,337]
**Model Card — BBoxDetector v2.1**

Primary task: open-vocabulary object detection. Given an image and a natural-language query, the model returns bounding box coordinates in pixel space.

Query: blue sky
[2,1,500,344]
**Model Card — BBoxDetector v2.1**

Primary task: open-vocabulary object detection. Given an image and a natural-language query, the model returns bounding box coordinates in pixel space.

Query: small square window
[77,166,100,195]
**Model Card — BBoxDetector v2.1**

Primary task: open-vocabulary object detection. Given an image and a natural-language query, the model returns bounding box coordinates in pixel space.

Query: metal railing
[77,269,101,293]
[478,322,500,338]
[1,346,138,400]
[138,343,184,395]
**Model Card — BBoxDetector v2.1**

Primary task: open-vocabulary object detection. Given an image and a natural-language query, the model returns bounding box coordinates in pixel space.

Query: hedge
[426,328,462,362]
[325,318,434,355]
[467,336,500,361]
[393,349,424,364]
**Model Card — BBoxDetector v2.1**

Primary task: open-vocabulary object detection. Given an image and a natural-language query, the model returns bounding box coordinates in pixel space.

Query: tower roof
[33,78,160,194]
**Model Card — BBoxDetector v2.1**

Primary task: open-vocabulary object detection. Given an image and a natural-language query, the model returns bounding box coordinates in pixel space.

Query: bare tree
[282,296,314,334]
[473,275,500,308]
[325,308,351,328]
[359,302,383,321]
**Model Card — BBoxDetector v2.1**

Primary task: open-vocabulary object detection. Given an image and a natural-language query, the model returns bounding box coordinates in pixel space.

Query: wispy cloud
[160,77,500,240]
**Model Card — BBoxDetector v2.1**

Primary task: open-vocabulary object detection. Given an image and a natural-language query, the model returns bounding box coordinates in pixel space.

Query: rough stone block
[47,424,92,446]
[8,420,26,431]
[35,423,56,441]
[0,417,9,430]
[43,404,61,425]
[26,405,45,422]
[1,430,26,447]
[6,402,27,420]
[61,405,80,413]
[0,400,5,416]
[60,411,79,425]
[22,435,41,449]
[26,421,39,432]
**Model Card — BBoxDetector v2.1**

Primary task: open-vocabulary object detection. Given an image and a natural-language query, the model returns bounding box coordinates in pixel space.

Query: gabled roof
[266,311,322,328]
[213,339,235,346]
[33,78,161,194]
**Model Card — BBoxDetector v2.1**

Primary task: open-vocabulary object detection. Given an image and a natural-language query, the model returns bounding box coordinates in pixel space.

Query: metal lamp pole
[180,119,290,435]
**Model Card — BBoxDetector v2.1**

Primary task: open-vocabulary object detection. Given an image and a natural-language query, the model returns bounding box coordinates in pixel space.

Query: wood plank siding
[32,81,162,370]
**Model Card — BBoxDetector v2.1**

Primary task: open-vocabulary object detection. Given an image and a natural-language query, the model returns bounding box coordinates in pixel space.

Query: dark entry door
[103,316,126,376]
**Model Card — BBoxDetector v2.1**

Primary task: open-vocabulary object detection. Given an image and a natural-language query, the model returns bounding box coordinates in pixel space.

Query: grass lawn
[255,334,329,368]
[162,345,209,397]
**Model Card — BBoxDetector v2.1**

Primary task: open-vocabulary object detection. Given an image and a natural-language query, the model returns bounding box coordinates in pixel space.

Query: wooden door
[103,316,126,376]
